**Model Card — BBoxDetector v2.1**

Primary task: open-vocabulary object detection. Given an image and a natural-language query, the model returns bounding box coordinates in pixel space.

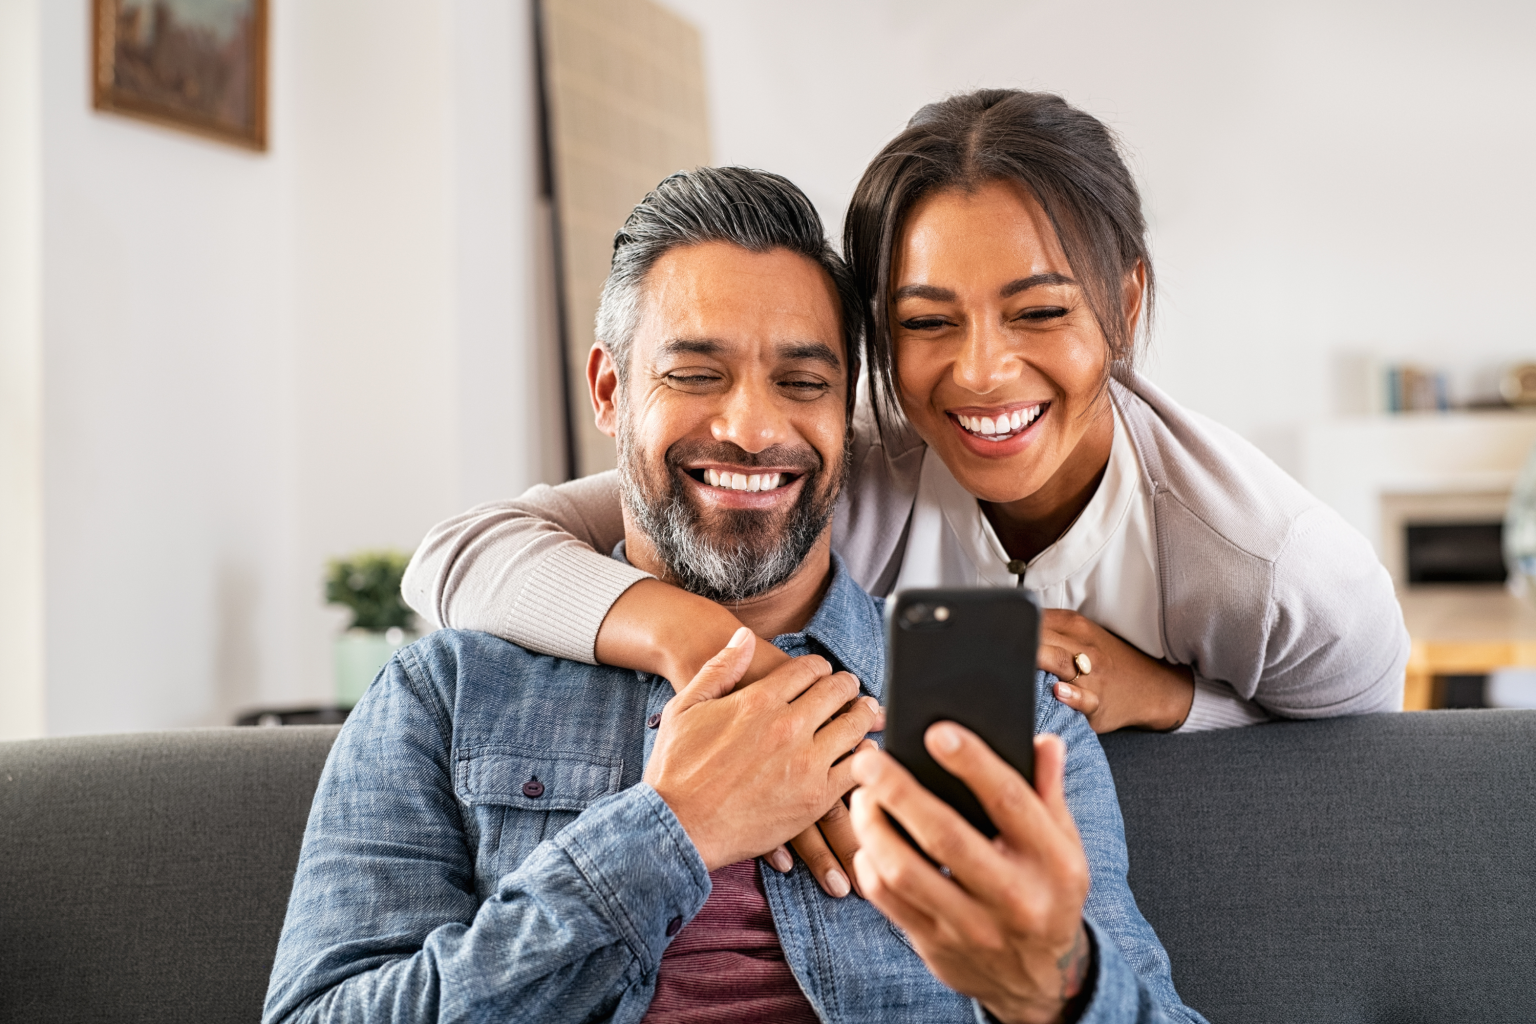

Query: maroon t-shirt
[641,859,819,1024]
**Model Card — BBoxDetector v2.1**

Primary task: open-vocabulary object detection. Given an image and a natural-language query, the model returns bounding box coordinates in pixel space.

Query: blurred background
[1,0,1533,738]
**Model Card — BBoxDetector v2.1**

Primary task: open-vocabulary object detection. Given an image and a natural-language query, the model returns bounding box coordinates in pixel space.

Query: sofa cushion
[0,726,340,1024]
[1102,709,1536,1024]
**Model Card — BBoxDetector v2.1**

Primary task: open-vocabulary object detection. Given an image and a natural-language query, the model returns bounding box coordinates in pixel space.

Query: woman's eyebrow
[893,283,954,301]
[893,274,1076,302]
[1000,272,1075,298]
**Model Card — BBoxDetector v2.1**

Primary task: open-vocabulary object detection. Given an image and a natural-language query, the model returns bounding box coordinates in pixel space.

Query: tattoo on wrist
[1058,926,1090,1001]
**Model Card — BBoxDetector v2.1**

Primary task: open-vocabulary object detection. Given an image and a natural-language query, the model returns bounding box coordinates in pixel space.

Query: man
[264,167,1203,1024]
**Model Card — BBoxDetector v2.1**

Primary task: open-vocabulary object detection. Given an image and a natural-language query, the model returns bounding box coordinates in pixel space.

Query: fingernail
[727,626,752,648]
[930,722,961,753]
[769,848,793,872]
[1058,683,1075,699]
[826,869,851,897]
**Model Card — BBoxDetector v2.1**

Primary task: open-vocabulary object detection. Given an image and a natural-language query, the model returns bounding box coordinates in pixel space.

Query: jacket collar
[772,553,885,702]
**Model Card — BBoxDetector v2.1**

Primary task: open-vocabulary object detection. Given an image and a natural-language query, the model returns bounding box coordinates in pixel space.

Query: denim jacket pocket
[455,745,624,812]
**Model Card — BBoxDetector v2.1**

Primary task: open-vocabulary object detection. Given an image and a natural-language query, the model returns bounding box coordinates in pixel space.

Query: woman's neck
[981,404,1115,564]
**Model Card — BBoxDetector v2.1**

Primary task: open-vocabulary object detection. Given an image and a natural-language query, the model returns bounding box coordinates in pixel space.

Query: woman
[402,89,1407,889]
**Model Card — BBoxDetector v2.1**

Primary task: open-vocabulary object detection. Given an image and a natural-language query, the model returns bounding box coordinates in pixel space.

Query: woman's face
[890,179,1133,506]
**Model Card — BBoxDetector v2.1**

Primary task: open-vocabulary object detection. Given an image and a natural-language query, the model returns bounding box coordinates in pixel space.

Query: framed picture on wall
[92,0,268,150]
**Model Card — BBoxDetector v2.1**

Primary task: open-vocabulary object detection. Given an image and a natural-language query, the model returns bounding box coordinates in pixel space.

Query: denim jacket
[265,556,1207,1024]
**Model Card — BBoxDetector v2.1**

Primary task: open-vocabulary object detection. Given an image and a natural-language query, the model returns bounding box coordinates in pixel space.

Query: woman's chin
[929,433,1056,505]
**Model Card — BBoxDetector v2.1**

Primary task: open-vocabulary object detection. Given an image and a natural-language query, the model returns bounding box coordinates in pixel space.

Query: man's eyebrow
[658,338,725,357]
[779,341,843,370]
[1000,273,1076,298]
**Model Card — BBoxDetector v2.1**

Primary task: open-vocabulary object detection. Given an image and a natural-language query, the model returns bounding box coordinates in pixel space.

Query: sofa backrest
[1,726,341,1024]
[1101,709,1536,1023]
[4,711,1534,1022]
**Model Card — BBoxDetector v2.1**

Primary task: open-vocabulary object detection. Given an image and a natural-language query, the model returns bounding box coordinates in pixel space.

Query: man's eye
[1017,306,1068,322]
[666,373,722,386]
[774,376,835,399]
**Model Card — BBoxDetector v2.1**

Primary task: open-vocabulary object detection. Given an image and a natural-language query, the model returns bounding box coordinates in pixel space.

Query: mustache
[664,439,823,475]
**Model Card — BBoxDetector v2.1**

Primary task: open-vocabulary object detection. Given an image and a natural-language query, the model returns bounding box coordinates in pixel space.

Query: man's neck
[623,522,835,639]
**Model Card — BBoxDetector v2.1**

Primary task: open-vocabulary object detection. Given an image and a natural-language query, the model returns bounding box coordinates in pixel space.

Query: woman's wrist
[1149,664,1195,731]
[594,579,788,691]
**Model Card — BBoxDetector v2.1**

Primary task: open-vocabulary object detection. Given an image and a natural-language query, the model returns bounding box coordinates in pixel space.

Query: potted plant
[324,550,417,708]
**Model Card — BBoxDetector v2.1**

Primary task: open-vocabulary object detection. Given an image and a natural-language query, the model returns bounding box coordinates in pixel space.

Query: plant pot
[333,627,414,709]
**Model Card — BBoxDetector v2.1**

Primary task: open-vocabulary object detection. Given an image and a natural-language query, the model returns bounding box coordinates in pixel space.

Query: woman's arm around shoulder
[401,471,646,663]
[400,406,917,673]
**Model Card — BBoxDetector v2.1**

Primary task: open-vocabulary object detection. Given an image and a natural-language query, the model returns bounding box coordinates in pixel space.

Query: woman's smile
[946,401,1050,456]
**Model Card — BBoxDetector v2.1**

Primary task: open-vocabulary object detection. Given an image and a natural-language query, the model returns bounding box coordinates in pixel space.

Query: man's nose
[951,317,1020,396]
[710,380,790,454]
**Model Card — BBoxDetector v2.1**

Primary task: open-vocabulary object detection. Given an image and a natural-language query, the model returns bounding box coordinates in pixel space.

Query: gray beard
[617,419,843,605]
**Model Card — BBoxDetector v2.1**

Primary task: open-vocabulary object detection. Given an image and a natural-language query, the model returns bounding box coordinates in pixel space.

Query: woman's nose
[950,320,1018,395]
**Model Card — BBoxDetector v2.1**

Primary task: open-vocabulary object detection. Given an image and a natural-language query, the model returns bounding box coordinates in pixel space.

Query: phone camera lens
[903,604,928,626]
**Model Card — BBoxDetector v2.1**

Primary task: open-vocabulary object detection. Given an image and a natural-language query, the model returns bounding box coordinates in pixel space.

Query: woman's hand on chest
[1037,609,1194,733]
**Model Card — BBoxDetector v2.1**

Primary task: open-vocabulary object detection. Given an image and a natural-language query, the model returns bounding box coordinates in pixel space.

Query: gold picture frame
[92,0,268,151]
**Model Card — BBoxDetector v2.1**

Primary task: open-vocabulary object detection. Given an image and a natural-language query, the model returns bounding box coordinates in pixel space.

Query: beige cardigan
[402,370,1408,730]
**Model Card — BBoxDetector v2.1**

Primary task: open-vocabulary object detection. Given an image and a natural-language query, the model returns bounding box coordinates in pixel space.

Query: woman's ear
[588,344,621,438]
[1122,261,1147,341]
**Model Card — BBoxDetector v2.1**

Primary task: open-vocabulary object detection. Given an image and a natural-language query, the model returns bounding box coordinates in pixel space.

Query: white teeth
[703,469,786,491]
[957,406,1044,438]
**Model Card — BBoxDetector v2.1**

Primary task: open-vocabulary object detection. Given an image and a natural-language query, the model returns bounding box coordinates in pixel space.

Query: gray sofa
[3,711,1533,1023]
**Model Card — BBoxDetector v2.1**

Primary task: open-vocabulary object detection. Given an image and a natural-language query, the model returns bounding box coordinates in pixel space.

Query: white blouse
[893,407,1166,660]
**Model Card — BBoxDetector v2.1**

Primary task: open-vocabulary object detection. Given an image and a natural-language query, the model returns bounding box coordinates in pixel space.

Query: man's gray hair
[594,166,862,414]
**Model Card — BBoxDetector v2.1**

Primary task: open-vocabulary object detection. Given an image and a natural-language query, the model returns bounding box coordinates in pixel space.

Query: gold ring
[1073,652,1092,677]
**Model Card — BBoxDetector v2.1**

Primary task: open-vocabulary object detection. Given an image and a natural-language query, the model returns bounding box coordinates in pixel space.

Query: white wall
[11,0,1532,735]
[23,0,560,736]
[662,0,1536,471]
[0,0,46,740]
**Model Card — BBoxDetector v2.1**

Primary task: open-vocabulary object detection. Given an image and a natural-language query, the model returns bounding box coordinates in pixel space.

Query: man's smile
[681,462,807,509]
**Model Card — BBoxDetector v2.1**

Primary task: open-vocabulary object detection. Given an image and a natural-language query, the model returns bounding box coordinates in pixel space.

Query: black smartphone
[883,588,1039,839]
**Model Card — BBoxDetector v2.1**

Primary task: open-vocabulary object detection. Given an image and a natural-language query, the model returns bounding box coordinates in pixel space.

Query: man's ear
[588,343,621,439]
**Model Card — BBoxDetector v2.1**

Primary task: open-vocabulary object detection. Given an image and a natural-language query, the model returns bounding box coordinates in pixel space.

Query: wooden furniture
[1397,584,1536,709]
[537,0,712,477]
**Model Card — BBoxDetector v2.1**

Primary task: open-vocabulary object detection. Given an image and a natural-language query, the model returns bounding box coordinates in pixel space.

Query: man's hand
[644,627,881,871]
[849,726,1093,1024]
[1037,609,1194,733]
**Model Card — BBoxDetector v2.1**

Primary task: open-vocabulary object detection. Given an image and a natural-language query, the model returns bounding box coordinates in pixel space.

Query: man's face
[590,241,849,603]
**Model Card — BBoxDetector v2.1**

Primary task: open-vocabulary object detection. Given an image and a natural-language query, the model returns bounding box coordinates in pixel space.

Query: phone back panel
[883,588,1038,838]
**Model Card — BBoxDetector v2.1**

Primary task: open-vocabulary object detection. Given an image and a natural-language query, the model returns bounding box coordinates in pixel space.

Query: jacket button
[665,916,683,936]
[522,778,545,799]
[646,712,662,729]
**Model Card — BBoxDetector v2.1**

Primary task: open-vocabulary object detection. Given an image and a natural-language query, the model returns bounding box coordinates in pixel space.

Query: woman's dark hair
[844,89,1153,432]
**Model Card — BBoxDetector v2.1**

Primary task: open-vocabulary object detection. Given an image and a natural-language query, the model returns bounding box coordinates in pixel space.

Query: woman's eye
[898,317,951,331]
[779,378,830,396]
[1016,306,1068,322]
